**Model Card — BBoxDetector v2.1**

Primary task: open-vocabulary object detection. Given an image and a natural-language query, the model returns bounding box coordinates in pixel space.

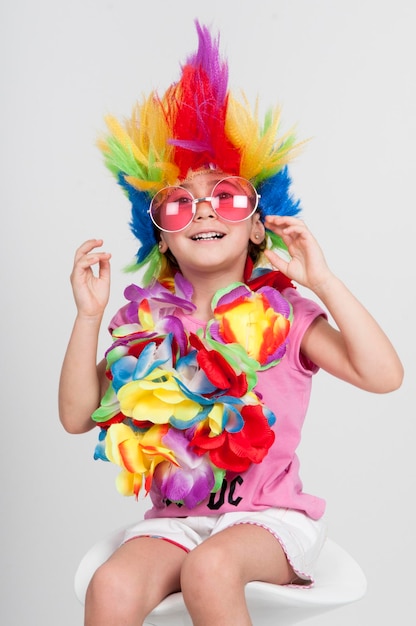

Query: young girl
[59,23,403,626]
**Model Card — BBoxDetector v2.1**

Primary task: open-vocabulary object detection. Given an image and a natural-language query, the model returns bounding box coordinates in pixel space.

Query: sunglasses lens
[212,177,257,222]
[150,187,194,231]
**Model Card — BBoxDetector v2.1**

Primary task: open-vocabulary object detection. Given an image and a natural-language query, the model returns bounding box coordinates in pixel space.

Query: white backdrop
[1,1,414,624]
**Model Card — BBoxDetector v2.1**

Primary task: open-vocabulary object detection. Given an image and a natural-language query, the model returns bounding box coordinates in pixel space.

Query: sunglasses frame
[148,176,261,233]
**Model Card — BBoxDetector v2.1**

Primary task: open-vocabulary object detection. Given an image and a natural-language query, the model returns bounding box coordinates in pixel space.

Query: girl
[59,23,403,626]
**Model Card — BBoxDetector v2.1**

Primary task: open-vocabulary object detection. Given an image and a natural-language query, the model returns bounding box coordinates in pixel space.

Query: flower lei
[92,272,293,509]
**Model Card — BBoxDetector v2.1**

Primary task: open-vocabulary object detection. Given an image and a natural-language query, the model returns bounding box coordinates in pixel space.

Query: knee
[85,560,141,620]
[86,560,122,608]
[181,543,238,596]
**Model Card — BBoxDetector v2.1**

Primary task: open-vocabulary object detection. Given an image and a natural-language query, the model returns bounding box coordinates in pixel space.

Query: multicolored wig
[98,21,303,284]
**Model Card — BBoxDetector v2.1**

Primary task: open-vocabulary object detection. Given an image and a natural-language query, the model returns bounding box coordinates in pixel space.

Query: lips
[191,231,225,241]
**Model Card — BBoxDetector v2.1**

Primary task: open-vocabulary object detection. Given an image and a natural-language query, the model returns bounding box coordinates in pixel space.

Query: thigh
[189,523,295,586]
[88,535,188,613]
[212,508,327,585]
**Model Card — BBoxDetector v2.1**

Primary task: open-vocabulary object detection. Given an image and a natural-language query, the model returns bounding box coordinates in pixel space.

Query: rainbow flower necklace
[93,271,293,509]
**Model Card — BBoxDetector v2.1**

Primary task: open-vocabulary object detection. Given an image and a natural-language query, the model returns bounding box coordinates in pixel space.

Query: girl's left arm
[264,216,404,393]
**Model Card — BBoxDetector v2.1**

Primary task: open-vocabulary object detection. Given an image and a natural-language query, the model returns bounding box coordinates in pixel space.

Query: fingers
[74,239,112,269]
[263,248,289,273]
[70,239,112,295]
[265,215,307,235]
[264,215,301,227]
[72,240,112,284]
[265,217,315,254]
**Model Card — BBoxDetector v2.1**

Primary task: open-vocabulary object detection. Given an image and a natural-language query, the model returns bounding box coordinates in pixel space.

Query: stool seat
[75,526,367,626]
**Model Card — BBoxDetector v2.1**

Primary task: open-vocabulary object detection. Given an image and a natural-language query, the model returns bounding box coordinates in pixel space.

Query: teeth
[192,232,224,241]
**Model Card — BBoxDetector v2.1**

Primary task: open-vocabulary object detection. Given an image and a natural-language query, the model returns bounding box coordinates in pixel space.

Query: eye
[216,191,234,201]
[166,190,193,206]
[214,179,248,198]
[176,195,193,206]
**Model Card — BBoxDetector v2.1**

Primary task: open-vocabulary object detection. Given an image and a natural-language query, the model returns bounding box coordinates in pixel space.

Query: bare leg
[180,524,295,626]
[85,537,187,626]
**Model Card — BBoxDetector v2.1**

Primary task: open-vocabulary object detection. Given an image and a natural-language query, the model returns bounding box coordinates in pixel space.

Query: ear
[158,235,169,253]
[249,215,265,244]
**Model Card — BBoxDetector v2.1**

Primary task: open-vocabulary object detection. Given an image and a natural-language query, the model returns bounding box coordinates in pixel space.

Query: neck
[179,266,246,321]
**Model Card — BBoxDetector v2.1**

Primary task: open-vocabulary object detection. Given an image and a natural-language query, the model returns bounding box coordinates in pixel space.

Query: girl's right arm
[58,240,112,434]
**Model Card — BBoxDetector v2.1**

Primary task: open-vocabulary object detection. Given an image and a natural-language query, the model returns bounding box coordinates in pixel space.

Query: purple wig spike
[186,21,229,104]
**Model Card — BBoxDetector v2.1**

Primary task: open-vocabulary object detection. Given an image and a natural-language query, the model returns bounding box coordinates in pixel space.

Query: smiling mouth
[191,232,225,241]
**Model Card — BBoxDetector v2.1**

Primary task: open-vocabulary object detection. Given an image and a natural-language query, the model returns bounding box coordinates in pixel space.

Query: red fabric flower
[127,336,165,358]
[190,333,248,397]
[190,404,275,472]
[97,412,126,430]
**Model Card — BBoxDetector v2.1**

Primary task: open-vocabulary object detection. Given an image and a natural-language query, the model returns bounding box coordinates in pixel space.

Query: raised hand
[70,239,112,318]
[264,216,332,293]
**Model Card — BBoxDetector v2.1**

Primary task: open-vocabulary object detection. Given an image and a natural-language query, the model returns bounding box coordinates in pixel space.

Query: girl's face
[158,171,265,282]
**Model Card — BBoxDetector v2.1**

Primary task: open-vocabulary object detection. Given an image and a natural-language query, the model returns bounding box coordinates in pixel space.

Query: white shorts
[123,508,327,586]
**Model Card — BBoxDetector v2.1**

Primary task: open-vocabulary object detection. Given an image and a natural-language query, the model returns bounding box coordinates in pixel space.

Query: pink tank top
[141,288,326,521]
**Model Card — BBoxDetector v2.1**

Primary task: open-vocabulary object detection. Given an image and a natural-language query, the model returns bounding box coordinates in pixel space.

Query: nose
[193,197,215,220]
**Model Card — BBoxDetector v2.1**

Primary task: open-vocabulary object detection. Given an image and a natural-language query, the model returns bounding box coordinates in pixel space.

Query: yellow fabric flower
[213,290,291,365]
[105,422,180,497]
[117,367,201,425]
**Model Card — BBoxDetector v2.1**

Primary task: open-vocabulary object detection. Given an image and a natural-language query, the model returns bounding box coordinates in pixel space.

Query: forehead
[180,170,226,192]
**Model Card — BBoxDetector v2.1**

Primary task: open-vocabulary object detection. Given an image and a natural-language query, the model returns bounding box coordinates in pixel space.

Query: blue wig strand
[257,167,301,254]
[117,175,157,264]
[257,167,301,219]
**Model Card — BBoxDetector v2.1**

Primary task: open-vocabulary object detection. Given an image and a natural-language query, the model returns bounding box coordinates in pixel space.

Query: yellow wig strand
[225,93,302,184]
[98,93,180,195]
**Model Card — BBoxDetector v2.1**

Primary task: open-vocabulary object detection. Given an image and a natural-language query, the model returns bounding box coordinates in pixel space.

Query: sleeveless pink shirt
[136,287,327,521]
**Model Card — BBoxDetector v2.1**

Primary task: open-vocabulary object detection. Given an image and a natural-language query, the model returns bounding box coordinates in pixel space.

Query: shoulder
[282,288,328,373]
[282,287,327,324]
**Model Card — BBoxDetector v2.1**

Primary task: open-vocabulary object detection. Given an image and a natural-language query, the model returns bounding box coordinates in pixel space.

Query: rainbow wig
[98,21,303,284]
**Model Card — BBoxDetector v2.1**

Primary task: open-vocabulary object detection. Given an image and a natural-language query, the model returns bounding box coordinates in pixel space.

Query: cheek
[239,222,256,241]
[160,233,182,253]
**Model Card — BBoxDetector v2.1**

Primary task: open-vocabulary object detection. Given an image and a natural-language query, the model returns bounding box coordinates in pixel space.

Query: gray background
[1,1,414,624]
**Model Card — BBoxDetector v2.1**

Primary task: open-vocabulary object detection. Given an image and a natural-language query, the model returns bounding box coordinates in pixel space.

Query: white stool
[75,525,367,625]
